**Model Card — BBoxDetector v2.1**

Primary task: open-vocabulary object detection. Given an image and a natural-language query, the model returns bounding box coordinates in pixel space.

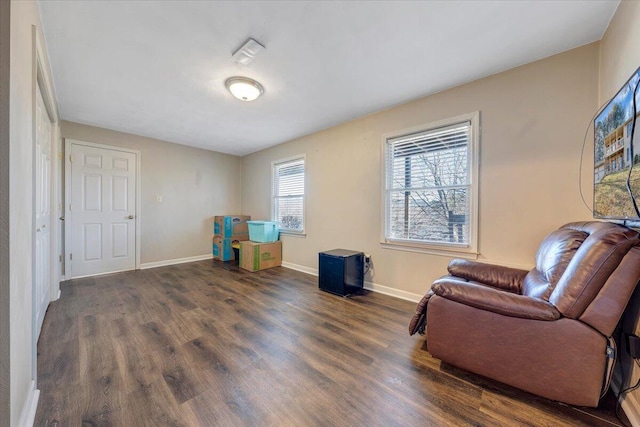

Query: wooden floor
[35,260,626,426]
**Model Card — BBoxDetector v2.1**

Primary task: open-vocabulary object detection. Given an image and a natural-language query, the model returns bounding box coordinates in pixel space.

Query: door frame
[32,26,59,303]
[34,80,53,337]
[64,139,142,278]
[30,23,60,414]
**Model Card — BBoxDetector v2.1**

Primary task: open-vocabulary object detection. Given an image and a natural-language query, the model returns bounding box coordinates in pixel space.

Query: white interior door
[35,83,52,335]
[69,143,137,277]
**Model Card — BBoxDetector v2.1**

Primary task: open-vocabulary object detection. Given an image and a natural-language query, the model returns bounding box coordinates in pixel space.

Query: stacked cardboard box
[239,220,282,271]
[212,215,250,261]
[239,240,282,272]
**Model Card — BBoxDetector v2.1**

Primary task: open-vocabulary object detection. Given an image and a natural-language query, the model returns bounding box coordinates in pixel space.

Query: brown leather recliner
[409,221,640,407]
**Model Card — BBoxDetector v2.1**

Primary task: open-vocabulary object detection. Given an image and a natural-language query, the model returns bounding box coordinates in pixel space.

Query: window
[383,112,479,254]
[272,156,305,234]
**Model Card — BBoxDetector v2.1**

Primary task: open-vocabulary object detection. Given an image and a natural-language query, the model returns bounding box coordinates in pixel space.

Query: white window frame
[380,111,480,257]
[272,154,306,236]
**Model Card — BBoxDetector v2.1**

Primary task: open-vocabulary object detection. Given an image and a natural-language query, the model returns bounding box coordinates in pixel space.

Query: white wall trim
[31,22,60,408]
[17,381,39,427]
[71,268,135,280]
[140,254,212,270]
[379,241,479,259]
[34,23,61,315]
[363,280,422,302]
[281,261,423,302]
[281,261,318,276]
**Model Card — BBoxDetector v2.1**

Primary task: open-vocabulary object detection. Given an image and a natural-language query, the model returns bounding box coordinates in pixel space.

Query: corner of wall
[598,0,640,103]
[238,155,244,215]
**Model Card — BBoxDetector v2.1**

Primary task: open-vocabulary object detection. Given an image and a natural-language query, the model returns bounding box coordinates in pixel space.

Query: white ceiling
[38,1,619,156]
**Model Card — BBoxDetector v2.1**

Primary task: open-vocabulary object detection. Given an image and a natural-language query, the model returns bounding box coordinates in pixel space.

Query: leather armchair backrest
[521,228,587,300]
[548,222,640,319]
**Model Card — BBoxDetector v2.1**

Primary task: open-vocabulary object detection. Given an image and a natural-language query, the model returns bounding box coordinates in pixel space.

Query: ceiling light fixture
[225,77,264,102]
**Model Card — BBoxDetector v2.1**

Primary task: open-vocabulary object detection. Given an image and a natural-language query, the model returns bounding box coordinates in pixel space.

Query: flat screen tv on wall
[594,66,640,221]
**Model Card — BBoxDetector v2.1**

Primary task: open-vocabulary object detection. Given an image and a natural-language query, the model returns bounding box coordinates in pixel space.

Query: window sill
[380,240,478,259]
[280,231,306,238]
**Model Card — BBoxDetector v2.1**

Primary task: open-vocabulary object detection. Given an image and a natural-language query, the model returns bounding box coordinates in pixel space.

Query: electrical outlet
[156,195,163,203]
[364,253,371,264]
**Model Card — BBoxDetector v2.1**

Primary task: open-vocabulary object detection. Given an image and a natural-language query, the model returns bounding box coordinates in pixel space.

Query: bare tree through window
[387,122,471,246]
[273,157,305,232]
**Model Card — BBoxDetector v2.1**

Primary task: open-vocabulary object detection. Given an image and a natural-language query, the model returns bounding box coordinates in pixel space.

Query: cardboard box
[212,237,234,261]
[213,215,251,241]
[239,240,282,272]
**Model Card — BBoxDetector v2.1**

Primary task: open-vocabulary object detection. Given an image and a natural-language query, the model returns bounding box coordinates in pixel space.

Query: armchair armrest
[432,278,560,321]
[408,290,433,335]
[447,259,528,293]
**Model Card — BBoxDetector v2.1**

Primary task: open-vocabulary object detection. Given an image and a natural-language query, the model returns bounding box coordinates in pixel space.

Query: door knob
[59,216,65,221]
[42,224,46,229]
[128,215,134,219]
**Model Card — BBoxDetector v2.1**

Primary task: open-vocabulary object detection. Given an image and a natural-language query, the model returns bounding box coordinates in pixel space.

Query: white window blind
[273,157,305,233]
[385,120,473,247]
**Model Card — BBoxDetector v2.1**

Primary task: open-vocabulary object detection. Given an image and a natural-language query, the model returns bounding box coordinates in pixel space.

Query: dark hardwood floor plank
[113,325,160,396]
[181,387,255,427]
[211,274,499,425]
[37,337,79,390]
[121,379,187,427]
[34,260,626,426]
[38,301,79,345]
[78,334,126,425]
[34,384,83,427]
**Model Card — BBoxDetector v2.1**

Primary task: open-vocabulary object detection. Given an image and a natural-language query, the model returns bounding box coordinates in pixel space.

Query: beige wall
[242,43,599,298]
[599,1,640,422]
[9,1,61,425]
[60,121,242,265]
[599,0,640,104]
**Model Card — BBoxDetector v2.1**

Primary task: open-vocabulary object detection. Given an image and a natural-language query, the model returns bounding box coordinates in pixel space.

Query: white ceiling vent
[232,38,266,66]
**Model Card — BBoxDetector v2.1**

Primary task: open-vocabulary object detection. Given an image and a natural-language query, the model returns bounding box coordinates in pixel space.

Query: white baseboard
[72,268,135,279]
[363,280,422,302]
[281,261,318,276]
[52,288,61,302]
[281,261,422,302]
[140,254,212,270]
[18,381,39,427]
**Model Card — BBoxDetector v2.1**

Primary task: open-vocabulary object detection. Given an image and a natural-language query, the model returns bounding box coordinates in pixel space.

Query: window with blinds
[384,114,478,250]
[273,156,305,233]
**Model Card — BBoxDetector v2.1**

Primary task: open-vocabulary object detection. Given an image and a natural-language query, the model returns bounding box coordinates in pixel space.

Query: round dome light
[225,77,264,102]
